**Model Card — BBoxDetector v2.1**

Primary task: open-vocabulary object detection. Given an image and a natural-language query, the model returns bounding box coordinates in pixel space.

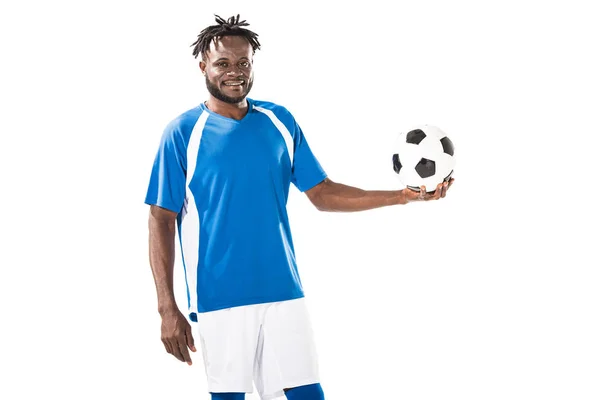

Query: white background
[1,0,599,399]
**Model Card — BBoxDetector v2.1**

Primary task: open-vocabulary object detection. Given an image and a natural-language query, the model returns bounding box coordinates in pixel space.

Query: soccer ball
[392,125,455,193]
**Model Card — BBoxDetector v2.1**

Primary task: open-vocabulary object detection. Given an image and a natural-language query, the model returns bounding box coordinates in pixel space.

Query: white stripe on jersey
[254,106,294,165]
[180,110,209,315]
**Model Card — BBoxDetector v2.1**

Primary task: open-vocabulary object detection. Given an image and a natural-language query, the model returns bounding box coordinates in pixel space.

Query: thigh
[197,305,262,394]
[255,298,321,399]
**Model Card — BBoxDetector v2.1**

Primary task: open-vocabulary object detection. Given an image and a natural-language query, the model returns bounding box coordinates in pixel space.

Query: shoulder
[165,104,205,133]
[161,104,205,143]
[250,98,296,126]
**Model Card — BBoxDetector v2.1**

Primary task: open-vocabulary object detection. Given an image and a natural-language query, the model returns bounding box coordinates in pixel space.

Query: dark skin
[199,35,254,120]
[305,177,452,211]
[149,35,454,367]
[149,205,196,365]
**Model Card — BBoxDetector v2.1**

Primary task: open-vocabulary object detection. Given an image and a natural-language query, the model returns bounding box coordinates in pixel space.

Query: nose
[226,68,243,76]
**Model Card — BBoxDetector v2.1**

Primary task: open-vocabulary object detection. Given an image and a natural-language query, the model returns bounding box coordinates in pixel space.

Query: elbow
[312,197,335,212]
[308,195,329,212]
[308,192,329,212]
[314,203,328,212]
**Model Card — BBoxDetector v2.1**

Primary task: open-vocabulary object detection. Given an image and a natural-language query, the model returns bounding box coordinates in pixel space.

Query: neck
[205,96,249,120]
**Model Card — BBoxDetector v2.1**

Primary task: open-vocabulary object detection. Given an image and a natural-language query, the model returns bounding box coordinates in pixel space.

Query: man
[145,14,453,400]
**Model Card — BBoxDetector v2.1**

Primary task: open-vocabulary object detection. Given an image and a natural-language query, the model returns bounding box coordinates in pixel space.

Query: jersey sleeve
[144,123,187,213]
[290,121,327,192]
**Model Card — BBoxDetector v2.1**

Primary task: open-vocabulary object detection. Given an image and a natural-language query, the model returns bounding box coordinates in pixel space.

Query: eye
[218,62,228,68]
[239,61,250,68]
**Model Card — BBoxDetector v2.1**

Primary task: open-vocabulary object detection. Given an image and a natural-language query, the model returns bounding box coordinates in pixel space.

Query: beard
[205,75,254,104]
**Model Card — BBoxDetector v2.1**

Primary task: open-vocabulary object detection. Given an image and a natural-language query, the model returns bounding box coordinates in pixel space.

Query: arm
[148,205,179,315]
[148,205,196,365]
[305,178,452,212]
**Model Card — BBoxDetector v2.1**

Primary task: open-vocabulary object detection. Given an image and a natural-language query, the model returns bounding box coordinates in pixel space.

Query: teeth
[224,81,244,86]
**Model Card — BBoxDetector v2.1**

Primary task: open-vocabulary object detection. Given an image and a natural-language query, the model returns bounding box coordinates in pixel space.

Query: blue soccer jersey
[145,98,327,319]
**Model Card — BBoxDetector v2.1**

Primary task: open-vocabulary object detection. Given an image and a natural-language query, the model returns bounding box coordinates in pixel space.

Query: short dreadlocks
[190,14,261,59]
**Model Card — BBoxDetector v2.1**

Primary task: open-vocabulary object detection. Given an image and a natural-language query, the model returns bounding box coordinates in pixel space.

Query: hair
[190,14,261,59]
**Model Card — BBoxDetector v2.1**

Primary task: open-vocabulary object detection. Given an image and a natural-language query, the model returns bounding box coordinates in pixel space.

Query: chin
[219,94,247,104]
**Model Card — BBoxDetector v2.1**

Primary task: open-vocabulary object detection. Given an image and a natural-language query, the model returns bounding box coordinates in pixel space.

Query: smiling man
[145,14,453,400]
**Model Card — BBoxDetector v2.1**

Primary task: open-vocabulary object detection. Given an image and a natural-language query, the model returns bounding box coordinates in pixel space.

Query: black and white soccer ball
[392,125,455,193]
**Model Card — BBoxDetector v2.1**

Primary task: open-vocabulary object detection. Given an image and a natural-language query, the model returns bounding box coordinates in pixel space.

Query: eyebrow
[213,57,250,63]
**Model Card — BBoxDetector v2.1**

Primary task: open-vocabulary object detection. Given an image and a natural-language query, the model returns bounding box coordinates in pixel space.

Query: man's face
[200,36,254,104]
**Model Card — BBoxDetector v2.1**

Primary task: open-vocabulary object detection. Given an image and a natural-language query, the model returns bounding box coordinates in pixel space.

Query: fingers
[161,323,195,365]
[162,338,172,354]
[162,335,183,362]
[167,336,189,364]
[440,181,448,198]
[422,183,441,200]
[180,328,196,365]
[162,336,182,362]
[430,179,453,200]
[161,312,196,365]
[165,335,192,365]
[405,178,454,203]
[186,326,197,353]
[178,339,193,365]
[422,181,447,201]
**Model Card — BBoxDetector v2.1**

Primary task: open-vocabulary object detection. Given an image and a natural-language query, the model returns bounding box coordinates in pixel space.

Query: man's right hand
[160,309,196,365]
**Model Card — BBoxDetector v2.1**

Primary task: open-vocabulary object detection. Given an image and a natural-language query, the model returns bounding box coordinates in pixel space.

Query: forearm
[312,180,407,212]
[148,210,178,315]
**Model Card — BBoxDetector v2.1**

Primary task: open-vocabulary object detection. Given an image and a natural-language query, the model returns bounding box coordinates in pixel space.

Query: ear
[199,60,207,75]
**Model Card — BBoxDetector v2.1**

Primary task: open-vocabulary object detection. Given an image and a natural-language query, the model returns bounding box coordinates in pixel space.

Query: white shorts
[196,297,321,400]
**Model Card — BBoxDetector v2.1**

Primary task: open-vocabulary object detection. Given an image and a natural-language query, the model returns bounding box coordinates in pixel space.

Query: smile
[223,80,245,86]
